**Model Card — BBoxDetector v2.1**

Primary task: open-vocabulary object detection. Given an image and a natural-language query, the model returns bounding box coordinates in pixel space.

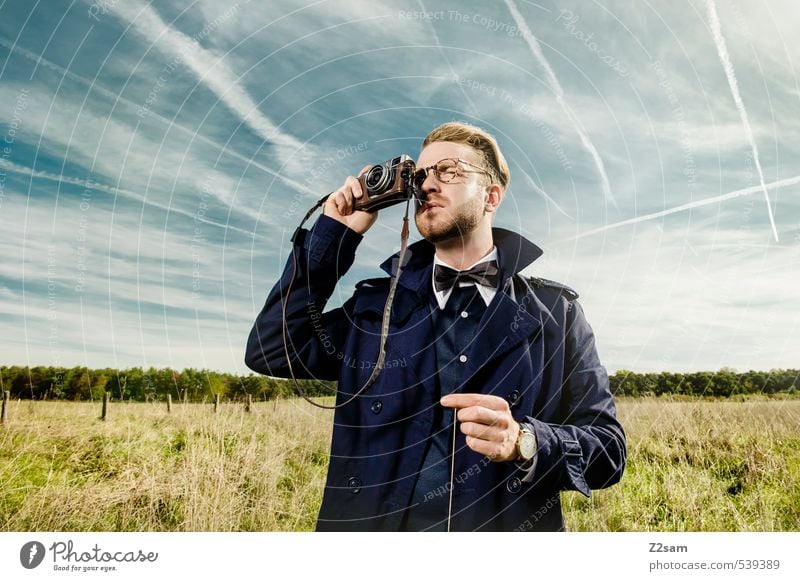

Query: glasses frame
[413,158,494,190]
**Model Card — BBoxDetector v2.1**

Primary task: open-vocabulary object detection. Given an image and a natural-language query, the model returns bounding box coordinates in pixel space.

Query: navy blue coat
[245,215,626,531]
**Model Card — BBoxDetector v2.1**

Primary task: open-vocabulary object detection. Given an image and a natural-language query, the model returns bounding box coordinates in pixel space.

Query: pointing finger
[441,393,510,412]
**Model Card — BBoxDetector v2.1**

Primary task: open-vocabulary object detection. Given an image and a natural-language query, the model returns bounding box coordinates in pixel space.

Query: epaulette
[526,276,580,301]
[355,277,391,290]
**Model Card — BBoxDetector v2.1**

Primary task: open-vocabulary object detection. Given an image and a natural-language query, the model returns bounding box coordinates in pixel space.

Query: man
[245,122,626,531]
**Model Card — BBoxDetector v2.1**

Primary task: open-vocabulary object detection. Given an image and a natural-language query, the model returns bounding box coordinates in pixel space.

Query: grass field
[1,397,798,531]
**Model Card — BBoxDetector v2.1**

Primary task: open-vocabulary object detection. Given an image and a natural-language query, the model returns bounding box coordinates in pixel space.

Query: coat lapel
[376,228,549,397]
[459,282,543,382]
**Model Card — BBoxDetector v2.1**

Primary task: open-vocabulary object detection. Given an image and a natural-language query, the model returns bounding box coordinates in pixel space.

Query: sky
[0,0,798,375]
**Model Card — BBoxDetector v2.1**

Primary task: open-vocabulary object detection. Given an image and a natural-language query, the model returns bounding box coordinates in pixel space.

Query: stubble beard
[415,194,484,244]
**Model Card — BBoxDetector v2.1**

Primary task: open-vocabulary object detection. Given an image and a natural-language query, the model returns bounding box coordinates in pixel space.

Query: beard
[415,193,484,244]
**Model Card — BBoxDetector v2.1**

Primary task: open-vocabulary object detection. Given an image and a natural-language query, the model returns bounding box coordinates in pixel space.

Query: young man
[245,122,626,531]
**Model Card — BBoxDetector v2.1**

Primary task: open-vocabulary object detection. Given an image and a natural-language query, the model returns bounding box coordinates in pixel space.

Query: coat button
[347,477,362,494]
[460,311,469,318]
[370,400,382,414]
[458,354,468,363]
[507,390,521,407]
[507,477,522,494]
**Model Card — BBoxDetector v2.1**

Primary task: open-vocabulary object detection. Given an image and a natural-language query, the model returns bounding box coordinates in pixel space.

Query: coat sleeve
[521,300,627,496]
[244,214,362,381]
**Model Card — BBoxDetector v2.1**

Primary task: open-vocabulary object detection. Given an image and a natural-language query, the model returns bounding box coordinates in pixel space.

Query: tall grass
[563,398,800,531]
[0,399,330,531]
[1,397,798,531]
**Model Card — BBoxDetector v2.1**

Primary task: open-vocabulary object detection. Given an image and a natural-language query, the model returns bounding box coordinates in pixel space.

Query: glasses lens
[411,169,427,203]
[412,168,427,188]
[434,159,459,183]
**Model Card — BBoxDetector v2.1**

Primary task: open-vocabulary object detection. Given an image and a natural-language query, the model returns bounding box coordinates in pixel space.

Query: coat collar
[375,228,547,385]
[379,227,544,296]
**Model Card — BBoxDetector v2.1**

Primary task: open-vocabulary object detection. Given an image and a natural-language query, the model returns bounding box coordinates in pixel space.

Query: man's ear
[484,183,503,213]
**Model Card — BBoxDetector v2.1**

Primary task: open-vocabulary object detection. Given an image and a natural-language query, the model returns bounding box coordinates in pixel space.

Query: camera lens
[365,164,390,193]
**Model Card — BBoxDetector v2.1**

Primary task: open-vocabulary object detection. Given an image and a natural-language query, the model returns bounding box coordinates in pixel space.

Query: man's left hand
[440,393,520,462]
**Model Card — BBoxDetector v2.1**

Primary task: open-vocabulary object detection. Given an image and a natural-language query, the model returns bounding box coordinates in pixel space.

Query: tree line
[0,365,796,402]
[0,366,336,402]
[610,367,798,397]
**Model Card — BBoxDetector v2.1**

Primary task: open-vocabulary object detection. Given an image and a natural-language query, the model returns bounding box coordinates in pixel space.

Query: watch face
[519,432,536,460]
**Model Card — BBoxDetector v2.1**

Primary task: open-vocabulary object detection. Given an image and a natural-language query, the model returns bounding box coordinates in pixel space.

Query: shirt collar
[432,248,499,310]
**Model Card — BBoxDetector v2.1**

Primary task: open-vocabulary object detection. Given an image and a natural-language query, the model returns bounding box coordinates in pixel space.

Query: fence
[0,390,268,424]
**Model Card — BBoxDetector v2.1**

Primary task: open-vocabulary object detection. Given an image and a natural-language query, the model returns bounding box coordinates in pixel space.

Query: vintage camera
[353,154,422,212]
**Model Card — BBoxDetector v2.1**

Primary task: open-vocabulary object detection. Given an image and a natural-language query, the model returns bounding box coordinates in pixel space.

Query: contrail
[0,159,261,237]
[0,35,317,199]
[705,0,779,242]
[561,174,800,241]
[416,0,479,117]
[516,166,573,219]
[504,0,616,208]
[104,1,307,162]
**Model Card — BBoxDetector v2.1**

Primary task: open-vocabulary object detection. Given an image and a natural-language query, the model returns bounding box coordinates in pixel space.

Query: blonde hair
[422,121,510,190]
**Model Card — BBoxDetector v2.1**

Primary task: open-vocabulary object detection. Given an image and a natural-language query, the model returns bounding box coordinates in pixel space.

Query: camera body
[354,155,420,212]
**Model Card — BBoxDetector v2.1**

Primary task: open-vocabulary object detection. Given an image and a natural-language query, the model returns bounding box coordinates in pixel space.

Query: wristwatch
[515,422,537,462]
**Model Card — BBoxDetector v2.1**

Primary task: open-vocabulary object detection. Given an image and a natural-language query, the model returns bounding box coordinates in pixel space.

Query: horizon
[2,362,797,377]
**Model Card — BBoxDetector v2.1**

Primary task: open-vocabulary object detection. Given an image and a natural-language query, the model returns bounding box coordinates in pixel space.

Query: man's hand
[440,393,521,462]
[323,165,378,235]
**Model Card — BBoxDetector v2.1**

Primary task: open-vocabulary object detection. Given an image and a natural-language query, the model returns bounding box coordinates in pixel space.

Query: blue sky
[1,0,798,374]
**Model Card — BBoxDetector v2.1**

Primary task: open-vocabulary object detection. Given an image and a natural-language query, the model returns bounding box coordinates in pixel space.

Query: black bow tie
[434,260,499,293]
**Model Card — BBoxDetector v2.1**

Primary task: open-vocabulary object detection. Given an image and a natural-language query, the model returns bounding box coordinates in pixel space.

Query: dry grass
[0,398,331,531]
[1,397,798,531]
[563,397,800,531]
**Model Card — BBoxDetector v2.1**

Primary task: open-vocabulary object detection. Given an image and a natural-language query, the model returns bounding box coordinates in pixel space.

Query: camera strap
[283,196,412,410]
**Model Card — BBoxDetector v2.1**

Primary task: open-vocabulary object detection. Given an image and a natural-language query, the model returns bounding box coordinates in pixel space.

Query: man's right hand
[322,165,378,235]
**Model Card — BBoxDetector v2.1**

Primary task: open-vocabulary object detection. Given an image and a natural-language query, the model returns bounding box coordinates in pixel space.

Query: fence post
[214,393,220,413]
[101,392,109,421]
[167,394,172,414]
[1,391,9,424]
[245,394,252,413]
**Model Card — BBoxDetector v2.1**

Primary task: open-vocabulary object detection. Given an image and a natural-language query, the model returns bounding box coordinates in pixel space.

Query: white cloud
[0,36,319,201]
[0,194,263,371]
[103,0,310,168]
[0,82,276,226]
[532,224,800,372]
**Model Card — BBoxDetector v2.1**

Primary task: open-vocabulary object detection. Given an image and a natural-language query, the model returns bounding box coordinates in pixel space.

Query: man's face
[414,141,489,244]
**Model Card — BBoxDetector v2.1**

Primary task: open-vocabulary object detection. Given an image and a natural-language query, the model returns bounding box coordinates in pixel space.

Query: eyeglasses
[412,158,494,191]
